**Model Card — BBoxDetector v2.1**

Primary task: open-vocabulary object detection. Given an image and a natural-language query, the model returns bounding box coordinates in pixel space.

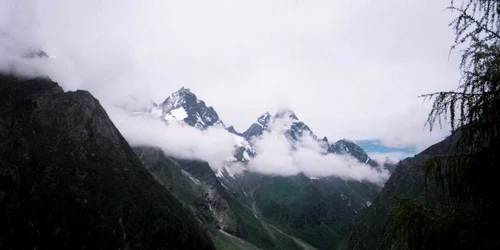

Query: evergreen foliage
[392,0,500,248]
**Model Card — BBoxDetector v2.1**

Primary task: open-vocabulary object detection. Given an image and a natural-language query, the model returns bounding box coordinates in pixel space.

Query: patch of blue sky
[355,139,416,154]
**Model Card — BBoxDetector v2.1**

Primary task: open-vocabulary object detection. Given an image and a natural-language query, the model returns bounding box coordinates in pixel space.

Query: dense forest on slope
[0,74,214,249]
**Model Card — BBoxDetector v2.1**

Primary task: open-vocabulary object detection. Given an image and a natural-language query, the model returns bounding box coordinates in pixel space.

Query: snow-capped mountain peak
[145,87,255,171]
[160,87,195,111]
[243,109,310,140]
[329,139,377,166]
[139,87,381,182]
[154,87,223,129]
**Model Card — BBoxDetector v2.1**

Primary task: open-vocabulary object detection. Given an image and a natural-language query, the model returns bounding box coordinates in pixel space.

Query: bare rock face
[0,74,214,250]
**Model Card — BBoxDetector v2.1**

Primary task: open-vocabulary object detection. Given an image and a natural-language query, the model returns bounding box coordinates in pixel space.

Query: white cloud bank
[109,107,389,183]
[248,116,389,183]
[107,106,236,170]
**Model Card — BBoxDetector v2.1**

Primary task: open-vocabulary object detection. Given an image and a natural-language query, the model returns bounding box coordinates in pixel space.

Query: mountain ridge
[147,87,382,169]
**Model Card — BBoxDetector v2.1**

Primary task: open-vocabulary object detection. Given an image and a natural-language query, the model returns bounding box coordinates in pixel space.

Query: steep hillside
[341,131,499,250]
[0,74,214,249]
[134,147,302,250]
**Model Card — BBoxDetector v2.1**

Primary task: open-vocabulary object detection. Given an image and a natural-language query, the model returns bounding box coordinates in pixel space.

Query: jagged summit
[240,109,379,167]
[172,86,193,96]
[160,86,196,110]
[149,87,254,165]
[329,139,377,166]
[149,87,378,170]
[153,87,223,129]
[243,109,311,140]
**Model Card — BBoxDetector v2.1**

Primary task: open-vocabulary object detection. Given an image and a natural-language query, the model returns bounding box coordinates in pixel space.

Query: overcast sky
[1,0,460,156]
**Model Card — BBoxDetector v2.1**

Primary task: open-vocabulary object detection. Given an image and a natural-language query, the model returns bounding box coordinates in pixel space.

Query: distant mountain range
[144,86,386,170]
[2,31,493,249]
[130,86,392,249]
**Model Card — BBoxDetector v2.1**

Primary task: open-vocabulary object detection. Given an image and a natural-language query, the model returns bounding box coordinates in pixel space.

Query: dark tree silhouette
[381,1,500,249]
[422,0,499,145]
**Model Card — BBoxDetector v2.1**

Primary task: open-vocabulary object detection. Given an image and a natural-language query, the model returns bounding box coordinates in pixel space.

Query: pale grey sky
[1,0,460,154]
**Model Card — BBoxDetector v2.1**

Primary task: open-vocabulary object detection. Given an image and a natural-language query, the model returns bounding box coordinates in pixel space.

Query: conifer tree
[385,1,500,249]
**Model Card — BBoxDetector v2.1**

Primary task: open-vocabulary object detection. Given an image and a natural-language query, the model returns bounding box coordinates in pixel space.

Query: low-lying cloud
[108,107,389,183]
[107,106,236,170]
[247,116,389,183]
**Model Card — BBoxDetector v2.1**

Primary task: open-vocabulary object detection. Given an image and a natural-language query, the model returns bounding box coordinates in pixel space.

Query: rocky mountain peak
[160,86,196,110]
[329,139,377,166]
[155,87,223,129]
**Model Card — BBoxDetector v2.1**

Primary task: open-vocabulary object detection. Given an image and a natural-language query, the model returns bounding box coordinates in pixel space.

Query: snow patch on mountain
[163,107,188,122]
